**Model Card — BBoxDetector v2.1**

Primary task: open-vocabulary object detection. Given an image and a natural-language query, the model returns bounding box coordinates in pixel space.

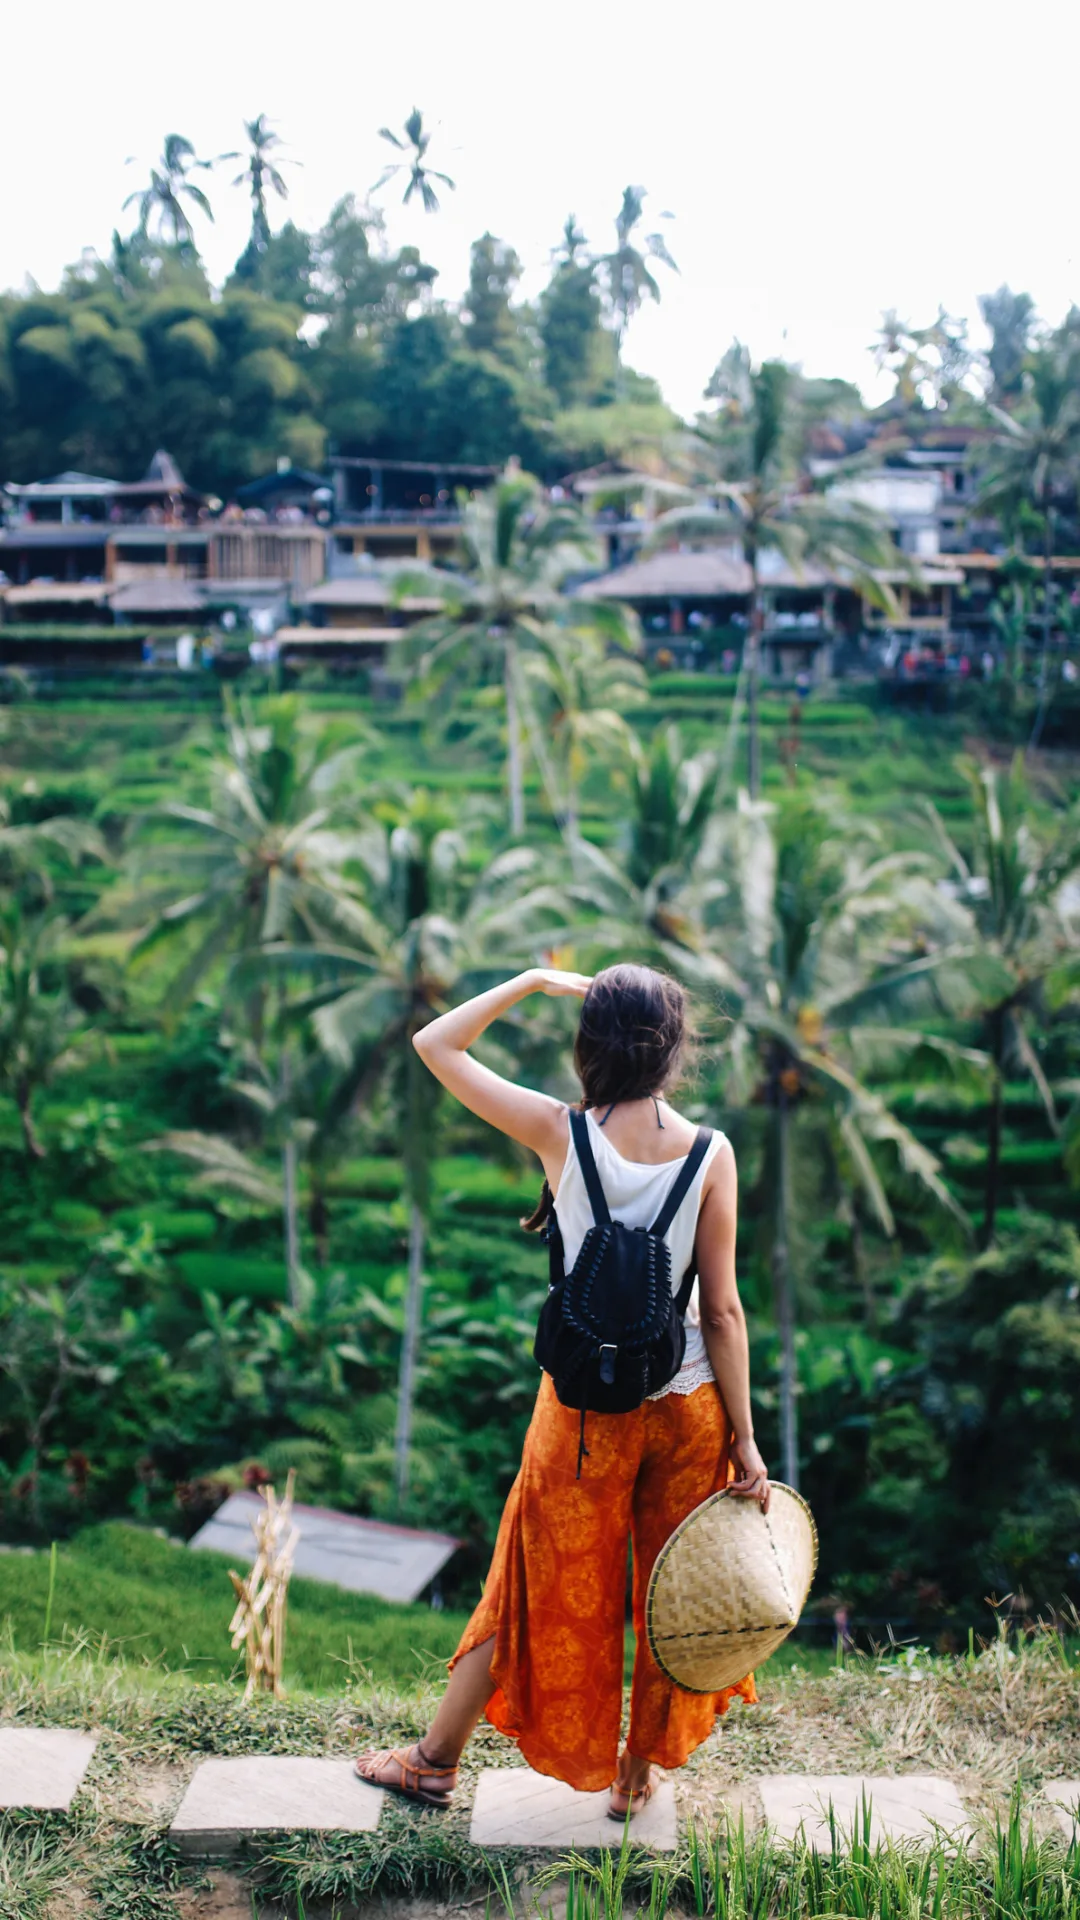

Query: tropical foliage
[1,666,1077,1639]
[1,121,1080,1647]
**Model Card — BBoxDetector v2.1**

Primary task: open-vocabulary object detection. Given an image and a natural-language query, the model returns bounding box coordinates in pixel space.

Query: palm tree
[626,724,720,891]
[979,286,1036,404]
[226,115,294,257]
[552,727,732,992]
[988,565,1037,689]
[110,698,373,1302]
[871,307,973,413]
[0,909,89,1157]
[653,348,901,797]
[123,134,216,249]
[519,626,646,839]
[920,756,1080,1246]
[373,108,455,214]
[711,792,990,1487]
[149,1033,360,1278]
[272,792,548,1508]
[601,186,677,363]
[402,469,636,837]
[979,344,1080,749]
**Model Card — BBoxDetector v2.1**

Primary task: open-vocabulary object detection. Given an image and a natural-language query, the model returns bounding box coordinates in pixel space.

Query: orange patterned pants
[451,1373,756,1791]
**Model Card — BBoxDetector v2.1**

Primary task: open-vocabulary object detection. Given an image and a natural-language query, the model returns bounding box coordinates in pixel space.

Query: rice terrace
[1,4,1080,1913]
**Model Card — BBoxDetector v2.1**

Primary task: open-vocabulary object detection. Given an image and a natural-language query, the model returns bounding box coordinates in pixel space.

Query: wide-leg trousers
[451,1372,756,1792]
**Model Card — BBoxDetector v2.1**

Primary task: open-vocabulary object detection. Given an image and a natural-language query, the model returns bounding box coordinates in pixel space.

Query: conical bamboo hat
[645,1483,818,1693]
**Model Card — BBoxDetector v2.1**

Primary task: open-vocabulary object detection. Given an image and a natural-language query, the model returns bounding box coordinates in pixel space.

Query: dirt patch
[114,1759,188,1822]
[176,1870,278,1919]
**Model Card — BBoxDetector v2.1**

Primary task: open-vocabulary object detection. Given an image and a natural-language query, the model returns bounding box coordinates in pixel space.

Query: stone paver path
[170,1756,383,1855]
[1045,1781,1080,1840]
[0,1728,98,1810]
[469,1765,678,1850]
[1,1726,997,1859]
[758,1774,971,1850]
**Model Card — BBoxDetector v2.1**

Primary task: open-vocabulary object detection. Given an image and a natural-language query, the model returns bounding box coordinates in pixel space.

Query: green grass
[0,1622,1077,1914]
[1,1524,835,1705]
[0,1522,470,1691]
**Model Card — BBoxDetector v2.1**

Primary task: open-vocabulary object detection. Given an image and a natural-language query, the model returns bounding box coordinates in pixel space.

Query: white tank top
[552,1108,725,1400]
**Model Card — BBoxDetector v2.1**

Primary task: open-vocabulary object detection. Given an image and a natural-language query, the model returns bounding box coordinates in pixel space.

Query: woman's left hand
[729,1436,770,1512]
[530,968,593,998]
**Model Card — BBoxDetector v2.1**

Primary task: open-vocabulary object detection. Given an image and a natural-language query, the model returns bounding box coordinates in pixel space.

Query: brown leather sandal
[353,1741,458,1810]
[607,1765,659,1822]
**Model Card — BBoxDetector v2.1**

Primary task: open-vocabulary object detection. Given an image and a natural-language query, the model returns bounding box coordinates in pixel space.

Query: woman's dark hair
[573,963,688,1111]
[522,964,690,1233]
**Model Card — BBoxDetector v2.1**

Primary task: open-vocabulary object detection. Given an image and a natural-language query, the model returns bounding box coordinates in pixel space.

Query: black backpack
[534,1108,713,1474]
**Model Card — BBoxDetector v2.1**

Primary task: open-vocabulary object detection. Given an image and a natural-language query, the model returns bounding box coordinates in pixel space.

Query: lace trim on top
[648,1353,716,1400]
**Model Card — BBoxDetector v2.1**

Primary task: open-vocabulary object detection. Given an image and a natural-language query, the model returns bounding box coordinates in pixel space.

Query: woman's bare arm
[413,968,590,1187]
[696,1144,770,1509]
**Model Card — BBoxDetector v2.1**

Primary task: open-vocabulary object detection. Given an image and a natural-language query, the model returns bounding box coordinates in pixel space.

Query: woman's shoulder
[663,1103,731,1152]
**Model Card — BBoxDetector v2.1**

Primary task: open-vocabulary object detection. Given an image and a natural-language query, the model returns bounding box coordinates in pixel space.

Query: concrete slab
[1045,1781,1080,1840]
[170,1756,383,1855]
[469,1765,677,1850]
[190,1492,456,1603]
[758,1774,971,1850]
[0,1728,98,1809]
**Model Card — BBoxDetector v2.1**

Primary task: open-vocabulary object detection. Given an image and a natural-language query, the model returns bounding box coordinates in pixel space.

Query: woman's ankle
[614,1746,651,1789]
[415,1735,459,1772]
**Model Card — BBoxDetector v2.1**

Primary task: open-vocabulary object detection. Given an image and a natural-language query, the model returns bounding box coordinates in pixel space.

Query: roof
[110,579,205,615]
[0,526,108,549]
[586,543,922,600]
[587,549,754,599]
[114,450,201,501]
[108,526,208,548]
[200,578,291,603]
[235,466,329,505]
[878,564,965,586]
[304,577,443,611]
[4,471,117,499]
[939,552,1080,572]
[1,581,110,605]
[276,625,407,645]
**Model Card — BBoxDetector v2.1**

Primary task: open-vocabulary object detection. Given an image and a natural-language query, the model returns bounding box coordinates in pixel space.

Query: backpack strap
[568,1108,611,1227]
[649,1127,713,1240]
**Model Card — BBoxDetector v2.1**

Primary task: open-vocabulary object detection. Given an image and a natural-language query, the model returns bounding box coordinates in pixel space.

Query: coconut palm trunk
[282,1134,301,1306]
[1029,505,1055,751]
[393,1197,426,1513]
[393,1029,431,1511]
[745,558,765,800]
[772,1080,799,1488]
[278,1028,302,1308]
[981,1005,1006,1249]
[503,638,526,838]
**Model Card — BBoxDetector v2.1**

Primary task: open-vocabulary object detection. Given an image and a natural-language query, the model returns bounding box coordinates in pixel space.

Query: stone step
[0,1728,98,1810]
[757,1774,971,1850]
[0,1732,1013,1860]
[1045,1781,1080,1840]
[469,1766,677,1850]
[170,1756,384,1856]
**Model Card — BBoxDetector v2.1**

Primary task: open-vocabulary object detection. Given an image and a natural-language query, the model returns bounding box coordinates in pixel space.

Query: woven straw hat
[645,1484,818,1693]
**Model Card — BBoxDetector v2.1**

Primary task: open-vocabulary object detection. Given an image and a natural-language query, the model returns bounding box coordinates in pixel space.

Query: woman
[356,963,768,1817]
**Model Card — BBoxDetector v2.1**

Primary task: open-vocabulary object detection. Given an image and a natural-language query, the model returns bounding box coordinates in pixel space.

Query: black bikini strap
[649,1127,713,1239]
[569,1108,611,1227]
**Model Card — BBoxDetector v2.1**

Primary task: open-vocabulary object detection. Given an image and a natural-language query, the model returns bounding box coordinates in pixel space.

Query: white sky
[3,0,1078,419]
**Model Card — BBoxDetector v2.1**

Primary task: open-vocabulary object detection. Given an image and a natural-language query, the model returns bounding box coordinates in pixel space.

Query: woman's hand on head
[531,968,593,998]
[729,1436,770,1512]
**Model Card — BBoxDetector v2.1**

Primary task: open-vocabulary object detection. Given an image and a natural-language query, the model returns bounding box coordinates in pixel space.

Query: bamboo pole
[227,1470,298,1698]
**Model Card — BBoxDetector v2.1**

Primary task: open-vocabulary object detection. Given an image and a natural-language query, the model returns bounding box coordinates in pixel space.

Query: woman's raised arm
[413,968,591,1182]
